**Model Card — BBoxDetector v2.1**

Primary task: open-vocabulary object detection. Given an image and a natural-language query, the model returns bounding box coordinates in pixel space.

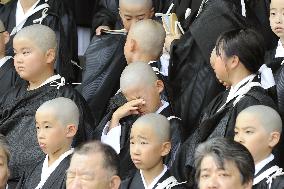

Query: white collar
[275,40,284,58]
[16,0,40,25]
[255,154,274,175]
[35,148,74,189]
[140,165,168,189]
[156,100,169,114]
[29,74,64,90]
[0,56,12,68]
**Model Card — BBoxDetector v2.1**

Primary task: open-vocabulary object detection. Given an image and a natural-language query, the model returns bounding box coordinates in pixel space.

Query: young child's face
[123,82,162,115]
[13,37,47,81]
[35,109,69,157]
[234,113,271,164]
[119,3,153,31]
[270,0,284,39]
[0,148,9,189]
[130,124,166,171]
[210,48,230,85]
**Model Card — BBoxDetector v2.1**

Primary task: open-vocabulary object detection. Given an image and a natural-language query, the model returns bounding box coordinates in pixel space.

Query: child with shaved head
[16,97,79,189]
[234,105,284,189]
[95,62,182,179]
[121,113,187,189]
[0,24,94,184]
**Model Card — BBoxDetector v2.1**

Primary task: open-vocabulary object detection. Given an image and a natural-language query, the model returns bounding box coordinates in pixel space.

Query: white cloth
[101,100,169,154]
[77,27,91,56]
[140,165,167,189]
[255,154,274,175]
[0,56,12,68]
[16,0,40,30]
[258,64,275,89]
[33,74,65,90]
[159,53,170,76]
[35,148,74,189]
[275,40,284,58]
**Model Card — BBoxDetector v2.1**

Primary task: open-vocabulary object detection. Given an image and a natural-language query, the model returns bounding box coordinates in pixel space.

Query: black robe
[16,153,72,189]
[170,84,276,188]
[120,170,188,189]
[93,92,182,180]
[0,76,95,182]
[0,57,22,99]
[0,0,79,83]
[253,160,284,189]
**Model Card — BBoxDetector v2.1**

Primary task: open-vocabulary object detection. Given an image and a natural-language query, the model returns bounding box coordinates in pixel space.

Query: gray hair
[194,137,254,185]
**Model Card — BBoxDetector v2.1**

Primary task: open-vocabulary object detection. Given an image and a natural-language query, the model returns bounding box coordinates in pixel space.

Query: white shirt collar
[275,40,284,58]
[140,165,167,189]
[28,74,63,90]
[156,100,169,114]
[16,0,40,26]
[35,148,74,189]
[0,56,12,68]
[255,154,274,175]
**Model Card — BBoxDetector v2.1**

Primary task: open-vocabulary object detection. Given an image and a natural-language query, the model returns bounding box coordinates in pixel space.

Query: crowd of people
[0,0,283,188]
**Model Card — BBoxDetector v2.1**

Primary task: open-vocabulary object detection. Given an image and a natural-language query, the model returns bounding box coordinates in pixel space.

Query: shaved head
[128,19,166,59]
[14,24,57,52]
[132,113,170,142]
[119,0,152,9]
[0,20,5,32]
[120,62,158,92]
[237,105,282,133]
[36,97,79,127]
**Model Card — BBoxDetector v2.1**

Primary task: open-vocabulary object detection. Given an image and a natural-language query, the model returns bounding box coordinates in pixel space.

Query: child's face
[123,82,162,115]
[0,148,9,189]
[35,109,69,157]
[13,37,48,81]
[210,48,230,85]
[130,124,167,171]
[270,0,284,39]
[119,3,154,31]
[234,113,271,164]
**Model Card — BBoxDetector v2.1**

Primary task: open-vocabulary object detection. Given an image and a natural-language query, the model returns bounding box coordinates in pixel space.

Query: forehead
[13,37,41,51]
[69,153,104,170]
[120,3,152,16]
[35,109,58,122]
[201,155,238,173]
[0,148,7,162]
[235,113,262,129]
[131,123,156,138]
[123,83,152,97]
[270,0,284,8]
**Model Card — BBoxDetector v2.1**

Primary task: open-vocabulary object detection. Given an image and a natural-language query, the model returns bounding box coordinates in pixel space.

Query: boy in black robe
[94,62,182,180]
[0,0,79,83]
[235,105,284,189]
[0,24,95,184]
[16,97,79,189]
[120,114,187,189]
[0,19,21,99]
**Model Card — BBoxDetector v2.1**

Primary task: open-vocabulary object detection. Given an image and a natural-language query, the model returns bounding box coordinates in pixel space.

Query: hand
[96,25,110,35]
[109,99,145,130]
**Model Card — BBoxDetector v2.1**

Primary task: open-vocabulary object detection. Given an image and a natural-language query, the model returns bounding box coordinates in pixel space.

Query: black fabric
[0,0,79,83]
[253,160,284,189]
[94,92,182,180]
[76,34,127,124]
[170,85,276,188]
[16,154,71,189]
[0,77,95,182]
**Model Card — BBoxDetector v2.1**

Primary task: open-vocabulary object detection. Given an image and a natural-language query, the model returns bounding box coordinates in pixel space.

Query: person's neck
[20,0,38,13]
[28,71,54,90]
[142,161,164,187]
[230,69,252,87]
[131,54,158,64]
[48,145,71,167]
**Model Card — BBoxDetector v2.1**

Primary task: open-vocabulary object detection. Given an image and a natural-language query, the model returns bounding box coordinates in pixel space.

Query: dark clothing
[94,92,182,180]
[120,170,188,189]
[0,76,95,181]
[16,154,71,189]
[170,85,276,188]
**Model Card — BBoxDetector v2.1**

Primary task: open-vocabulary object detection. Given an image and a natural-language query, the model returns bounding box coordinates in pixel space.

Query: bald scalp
[120,62,158,92]
[14,24,57,52]
[132,113,171,142]
[0,20,5,32]
[119,0,152,9]
[128,19,166,59]
[238,105,282,133]
[36,97,80,127]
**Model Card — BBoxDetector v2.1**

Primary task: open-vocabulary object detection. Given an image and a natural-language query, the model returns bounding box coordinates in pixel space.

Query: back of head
[74,141,119,176]
[129,19,166,59]
[14,24,57,52]
[120,62,158,92]
[37,97,80,127]
[133,113,171,142]
[215,28,265,73]
[194,137,254,185]
[238,105,282,134]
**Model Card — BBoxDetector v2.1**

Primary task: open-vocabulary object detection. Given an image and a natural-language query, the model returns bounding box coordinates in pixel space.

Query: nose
[37,129,45,139]
[275,13,283,24]
[206,176,219,189]
[67,178,82,189]
[131,143,141,155]
[234,134,243,144]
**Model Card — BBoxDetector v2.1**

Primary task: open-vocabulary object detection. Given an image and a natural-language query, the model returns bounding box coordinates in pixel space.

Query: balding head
[120,62,158,92]
[36,97,79,127]
[14,24,57,52]
[237,105,282,134]
[128,19,166,59]
[119,0,152,9]
[132,113,171,142]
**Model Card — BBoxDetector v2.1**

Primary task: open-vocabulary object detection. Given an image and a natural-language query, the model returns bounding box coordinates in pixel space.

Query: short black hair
[194,137,254,185]
[74,141,119,176]
[215,28,265,73]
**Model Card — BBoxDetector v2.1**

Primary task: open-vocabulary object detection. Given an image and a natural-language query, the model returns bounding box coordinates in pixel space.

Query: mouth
[16,66,25,71]
[132,158,142,165]
[38,142,46,149]
[274,26,284,32]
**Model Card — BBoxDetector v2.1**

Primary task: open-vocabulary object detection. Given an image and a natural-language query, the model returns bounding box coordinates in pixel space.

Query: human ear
[3,31,10,45]
[230,55,240,69]
[161,142,171,157]
[45,48,56,64]
[149,7,155,18]
[155,80,164,94]
[66,125,78,138]
[243,180,253,189]
[109,175,121,189]
[268,132,281,148]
